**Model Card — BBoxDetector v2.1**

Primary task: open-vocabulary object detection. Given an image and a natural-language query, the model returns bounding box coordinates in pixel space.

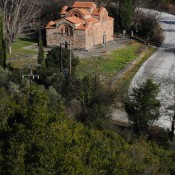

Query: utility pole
[59,41,72,75]
[69,40,72,75]
[54,32,73,75]
[22,64,40,86]
[59,42,63,72]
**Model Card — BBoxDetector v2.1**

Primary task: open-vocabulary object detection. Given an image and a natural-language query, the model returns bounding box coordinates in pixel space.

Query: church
[46,2,114,50]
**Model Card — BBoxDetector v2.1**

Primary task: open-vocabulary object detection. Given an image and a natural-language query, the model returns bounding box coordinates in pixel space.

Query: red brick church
[46,2,114,50]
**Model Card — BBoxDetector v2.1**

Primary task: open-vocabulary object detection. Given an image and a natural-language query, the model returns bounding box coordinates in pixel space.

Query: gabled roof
[72,2,95,8]
[86,17,100,23]
[76,23,86,30]
[46,21,56,29]
[66,16,84,24]
[78,8,90,15]
[60,6,68,15]
[108,16,114,20]
[92,8,99,16]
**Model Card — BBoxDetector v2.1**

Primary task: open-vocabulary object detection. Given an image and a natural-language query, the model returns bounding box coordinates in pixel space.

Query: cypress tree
[37,29,45,68]
[119,0,134,30]
[0,14,6,68]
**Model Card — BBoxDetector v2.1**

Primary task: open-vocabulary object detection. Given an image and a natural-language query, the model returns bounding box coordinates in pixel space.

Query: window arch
[61,29,64,35]
[67,10,82,19]
[65,27,69,35]
[64,24,73,36]
[65,42,68,48]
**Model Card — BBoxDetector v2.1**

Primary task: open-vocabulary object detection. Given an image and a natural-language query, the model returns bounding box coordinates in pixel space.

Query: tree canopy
[125,79,160,134]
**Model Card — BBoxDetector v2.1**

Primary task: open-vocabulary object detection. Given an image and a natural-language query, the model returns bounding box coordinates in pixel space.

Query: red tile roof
[75,21,93,30]
[86,17,100,23]
[46,21,56,29]
[92,8,99,16]
[66,16,84,24]
[72,2,95,8]
[108,16,114,20]
[99,7,105,13]
[78,8,90,15]
[76,23,86,30]
[60,6,68,15]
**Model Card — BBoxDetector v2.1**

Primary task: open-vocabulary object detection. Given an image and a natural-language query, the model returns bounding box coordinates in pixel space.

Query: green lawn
[7,39,37,59]
[113,48,155,107]
[7,39,38,68]
[76,43,143,79]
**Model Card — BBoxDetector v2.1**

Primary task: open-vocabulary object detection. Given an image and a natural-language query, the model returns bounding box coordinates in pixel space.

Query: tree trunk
[8,43,12,54]
[170,115,175,141]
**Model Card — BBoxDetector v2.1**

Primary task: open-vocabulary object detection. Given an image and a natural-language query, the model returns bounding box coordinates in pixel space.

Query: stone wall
[85,19,114,50]
[46,28,86,50]
[47,20,113,50]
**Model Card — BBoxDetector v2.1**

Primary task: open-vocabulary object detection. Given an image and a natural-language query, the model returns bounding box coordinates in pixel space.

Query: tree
[158,72,175,141]
[119,0,135,30]
[0,0,44,53]
[37,29,45,68]
[45,46,79,74]
[0,14,6,68]
[125,79,160,134]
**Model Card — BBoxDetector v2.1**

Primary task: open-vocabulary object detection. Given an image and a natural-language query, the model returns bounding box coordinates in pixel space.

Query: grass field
[76,42,144,79]
[113,48,155,108]
[7,39,38,68]
[7,39,37,59]
[9,58,38,69]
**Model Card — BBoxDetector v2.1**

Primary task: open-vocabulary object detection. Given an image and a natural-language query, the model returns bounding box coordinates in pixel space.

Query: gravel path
[74,38,133,58]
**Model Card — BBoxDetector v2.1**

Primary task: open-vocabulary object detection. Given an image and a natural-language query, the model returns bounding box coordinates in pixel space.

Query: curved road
[130,10,175,129]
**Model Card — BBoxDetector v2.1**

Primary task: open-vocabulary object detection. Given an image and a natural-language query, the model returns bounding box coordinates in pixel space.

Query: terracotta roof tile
[72,2,95,8]
[60,6,68,14]
[46,21,56,29]
[66,16,84,24]
[78,8,90,15]
[108,16,114,20]
[86,17,100,23]
[99,7,105,13]
[76,23,86,30]
[92,8,99,16]
[75,21,93,30]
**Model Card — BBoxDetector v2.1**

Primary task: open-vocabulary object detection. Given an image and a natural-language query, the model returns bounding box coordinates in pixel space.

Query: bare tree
[0,0,44,53]
[158,70,175,141]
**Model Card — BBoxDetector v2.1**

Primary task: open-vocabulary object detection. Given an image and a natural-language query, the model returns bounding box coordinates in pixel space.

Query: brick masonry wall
[46,28,86,50]
[85,19,114,50]
[46,11,114,50]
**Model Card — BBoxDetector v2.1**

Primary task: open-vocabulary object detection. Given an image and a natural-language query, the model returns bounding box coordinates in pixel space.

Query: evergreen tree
[125,79,160,135]
[119,0,134,30]
[37,29,45,68]
[0,14,6,68]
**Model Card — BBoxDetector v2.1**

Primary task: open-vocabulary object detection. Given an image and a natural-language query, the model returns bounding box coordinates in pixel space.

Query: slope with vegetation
[1,0,175,174]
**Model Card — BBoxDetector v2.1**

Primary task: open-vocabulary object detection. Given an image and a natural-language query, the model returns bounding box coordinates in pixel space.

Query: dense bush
[0,83,174,174]
[135,12,164,46]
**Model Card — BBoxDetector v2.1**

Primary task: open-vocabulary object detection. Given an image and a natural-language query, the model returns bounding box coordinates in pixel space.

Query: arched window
[64,24,73,36]
[69,11,82,19]
[65,27,69,35]
[65,42,68,48]
[61,29,63,35]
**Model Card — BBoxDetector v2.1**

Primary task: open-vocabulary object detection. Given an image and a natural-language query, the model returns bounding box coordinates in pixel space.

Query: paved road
[130,10,175,129]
